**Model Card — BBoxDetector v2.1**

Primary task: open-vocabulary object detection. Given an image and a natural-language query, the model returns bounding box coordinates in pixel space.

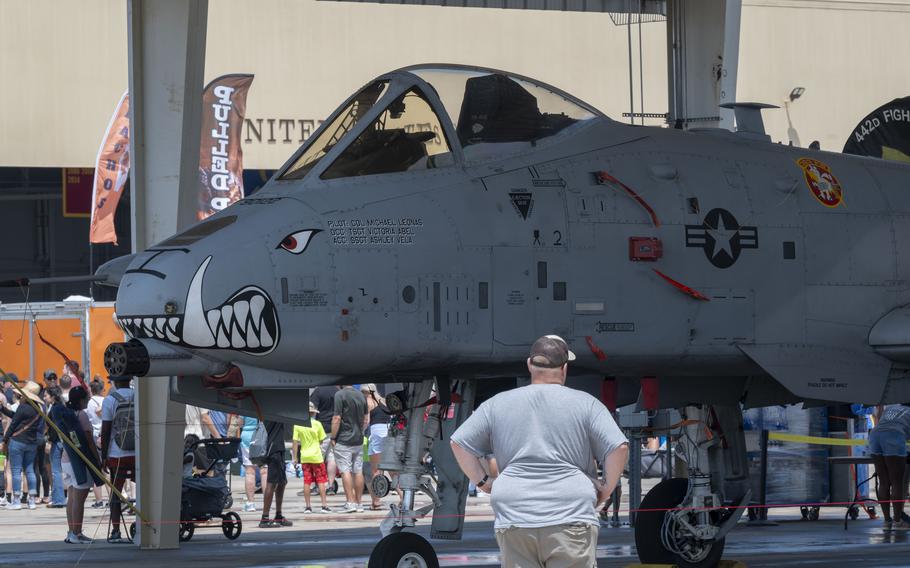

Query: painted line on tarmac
[258,544,637,567]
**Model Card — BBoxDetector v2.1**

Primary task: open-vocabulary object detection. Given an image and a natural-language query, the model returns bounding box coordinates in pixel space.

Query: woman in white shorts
[361,384,392,510]
[50,386,102,544]
[240,416,266,512]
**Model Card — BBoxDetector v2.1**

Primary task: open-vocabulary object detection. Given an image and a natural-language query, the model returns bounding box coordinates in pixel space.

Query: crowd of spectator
[1,365,138,544]
[1,370,404,543]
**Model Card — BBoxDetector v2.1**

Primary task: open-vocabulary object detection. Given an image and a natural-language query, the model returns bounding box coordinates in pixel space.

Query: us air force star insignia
[685,208,758,269]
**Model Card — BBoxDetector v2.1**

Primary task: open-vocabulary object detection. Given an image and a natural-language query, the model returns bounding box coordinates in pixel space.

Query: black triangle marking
[509,191,534,220]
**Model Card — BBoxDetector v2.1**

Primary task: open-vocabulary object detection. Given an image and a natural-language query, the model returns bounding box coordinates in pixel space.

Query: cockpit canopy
[279,65,602,182]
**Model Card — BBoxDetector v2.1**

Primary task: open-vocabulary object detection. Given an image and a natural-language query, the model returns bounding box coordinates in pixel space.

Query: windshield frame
[274,64,605,183]
[275,73,464,183]
[398,63,606,119]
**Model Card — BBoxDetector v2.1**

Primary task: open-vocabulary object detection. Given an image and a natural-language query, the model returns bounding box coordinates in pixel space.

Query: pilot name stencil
[685,208,758,269]
[327,217,423,246]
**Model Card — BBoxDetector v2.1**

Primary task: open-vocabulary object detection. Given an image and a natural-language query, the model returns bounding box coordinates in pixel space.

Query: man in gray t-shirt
[451,335,629,567]
[330,385,369,513]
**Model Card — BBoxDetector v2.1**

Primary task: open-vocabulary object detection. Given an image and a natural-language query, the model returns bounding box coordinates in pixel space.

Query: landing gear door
[492,247,536,345]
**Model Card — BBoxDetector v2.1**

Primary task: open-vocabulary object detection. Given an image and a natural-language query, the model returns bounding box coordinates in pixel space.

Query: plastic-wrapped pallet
[743,404,830,505]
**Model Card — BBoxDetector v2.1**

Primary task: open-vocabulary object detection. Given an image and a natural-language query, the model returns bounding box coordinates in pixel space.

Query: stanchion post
[759,428,769,521]
[629,435,642,527]
[747,427,777,526]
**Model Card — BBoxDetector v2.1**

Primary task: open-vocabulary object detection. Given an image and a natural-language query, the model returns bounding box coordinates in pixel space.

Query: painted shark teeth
[201,286,277,354]
[117,256,280,355]
[118,314,183,343]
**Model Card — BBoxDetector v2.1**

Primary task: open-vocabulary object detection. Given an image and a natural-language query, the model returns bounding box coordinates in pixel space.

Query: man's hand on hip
[594,479,612,509]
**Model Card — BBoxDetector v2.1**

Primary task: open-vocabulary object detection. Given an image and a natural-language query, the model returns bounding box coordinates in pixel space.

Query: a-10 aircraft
[101,64,910,567]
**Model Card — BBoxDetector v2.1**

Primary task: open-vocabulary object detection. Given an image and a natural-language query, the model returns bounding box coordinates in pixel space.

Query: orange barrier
[0,301,123,385]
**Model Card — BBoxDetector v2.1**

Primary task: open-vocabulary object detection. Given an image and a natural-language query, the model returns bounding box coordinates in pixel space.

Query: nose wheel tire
[635,477,725,568]
[368,532,439,568]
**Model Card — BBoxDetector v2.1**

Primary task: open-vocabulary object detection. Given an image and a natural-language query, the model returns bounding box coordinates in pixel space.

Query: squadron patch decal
[797,158,844,208]
[685,208,758,269]
[509,191,534,220]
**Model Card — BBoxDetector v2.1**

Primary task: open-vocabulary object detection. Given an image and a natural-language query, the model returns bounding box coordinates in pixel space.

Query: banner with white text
[198,74,254,221]
[89,91,130,245]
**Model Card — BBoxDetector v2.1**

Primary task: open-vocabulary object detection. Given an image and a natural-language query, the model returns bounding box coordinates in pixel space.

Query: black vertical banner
[843,97,910,163]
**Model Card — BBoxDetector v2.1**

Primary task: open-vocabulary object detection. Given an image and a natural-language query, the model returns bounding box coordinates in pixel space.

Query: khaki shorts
[333,442,363,474]
[495,523,598,568]
[320,438,336,464]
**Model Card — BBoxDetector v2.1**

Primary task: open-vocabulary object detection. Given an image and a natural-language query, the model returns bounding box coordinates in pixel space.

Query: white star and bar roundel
[685,208,759,269]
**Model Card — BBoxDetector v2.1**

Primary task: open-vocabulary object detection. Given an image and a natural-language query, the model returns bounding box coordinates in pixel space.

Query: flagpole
[88,243,94,299]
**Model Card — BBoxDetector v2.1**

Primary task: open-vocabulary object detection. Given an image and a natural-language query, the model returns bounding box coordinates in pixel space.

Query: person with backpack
[50,386,103,544]
[100,375,135,543]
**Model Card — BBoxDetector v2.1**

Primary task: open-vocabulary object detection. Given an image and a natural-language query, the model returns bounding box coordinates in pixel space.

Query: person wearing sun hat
[1,381,45,510]
[451,335,629,568]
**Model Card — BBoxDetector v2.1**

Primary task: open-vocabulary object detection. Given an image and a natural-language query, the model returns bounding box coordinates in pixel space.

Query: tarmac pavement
[1,478,910,567]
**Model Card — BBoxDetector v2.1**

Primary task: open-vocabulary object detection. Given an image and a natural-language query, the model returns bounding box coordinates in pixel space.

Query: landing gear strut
[367,378,476,568]
[635,405,751,568]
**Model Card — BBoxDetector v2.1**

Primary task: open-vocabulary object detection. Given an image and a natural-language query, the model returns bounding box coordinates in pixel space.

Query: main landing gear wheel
[368,532,439,568]
[635,478,725,568]
[222,511,242,539]
[179,521,195,542]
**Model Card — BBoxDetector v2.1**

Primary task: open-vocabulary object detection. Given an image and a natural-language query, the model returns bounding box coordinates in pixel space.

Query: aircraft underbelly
[738,343,891,404]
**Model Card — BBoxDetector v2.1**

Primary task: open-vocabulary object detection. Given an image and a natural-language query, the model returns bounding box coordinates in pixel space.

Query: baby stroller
[179,436,242,542]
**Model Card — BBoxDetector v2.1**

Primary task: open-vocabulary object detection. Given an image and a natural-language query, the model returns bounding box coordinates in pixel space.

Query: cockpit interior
[278,65,601,182]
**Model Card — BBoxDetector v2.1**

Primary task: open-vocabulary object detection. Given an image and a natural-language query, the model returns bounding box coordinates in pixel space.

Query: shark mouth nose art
[117,256,280,355]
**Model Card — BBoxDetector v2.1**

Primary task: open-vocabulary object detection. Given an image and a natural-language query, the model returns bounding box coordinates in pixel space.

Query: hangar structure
[124,0,744,548]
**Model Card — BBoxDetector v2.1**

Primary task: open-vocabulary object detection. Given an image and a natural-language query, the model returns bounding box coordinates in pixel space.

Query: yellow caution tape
[768,431,867,446]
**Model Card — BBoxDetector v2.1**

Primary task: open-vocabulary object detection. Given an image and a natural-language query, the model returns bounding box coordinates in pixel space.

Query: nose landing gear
[367,378,476,568]
[368,532,439,568]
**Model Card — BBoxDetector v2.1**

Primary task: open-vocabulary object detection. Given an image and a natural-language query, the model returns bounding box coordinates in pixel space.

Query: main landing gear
[367,378,476,568]
[635,405,752,568]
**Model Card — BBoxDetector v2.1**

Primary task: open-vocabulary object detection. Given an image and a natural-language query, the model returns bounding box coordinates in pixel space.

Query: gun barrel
[104,339,228,377]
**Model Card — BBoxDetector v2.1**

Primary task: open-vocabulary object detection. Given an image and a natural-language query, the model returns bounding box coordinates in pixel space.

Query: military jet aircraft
[102,63,910,567]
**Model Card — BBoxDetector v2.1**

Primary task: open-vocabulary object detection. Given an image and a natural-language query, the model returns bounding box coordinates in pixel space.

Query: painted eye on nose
[278,229,320,254]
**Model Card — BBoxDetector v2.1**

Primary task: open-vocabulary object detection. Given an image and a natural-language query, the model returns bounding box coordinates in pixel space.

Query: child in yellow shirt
[292,402,330,513]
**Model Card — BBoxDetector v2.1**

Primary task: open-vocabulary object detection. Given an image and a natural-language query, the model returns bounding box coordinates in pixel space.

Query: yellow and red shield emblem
[797,158,843,207]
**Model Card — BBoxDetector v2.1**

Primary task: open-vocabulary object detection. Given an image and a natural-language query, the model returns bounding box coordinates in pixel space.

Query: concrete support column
[127,0,208,549]
[719,0,743,131]
[666,0,741,130]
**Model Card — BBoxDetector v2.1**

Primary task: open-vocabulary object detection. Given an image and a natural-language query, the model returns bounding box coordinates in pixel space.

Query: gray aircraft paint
[110,64,910,411]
